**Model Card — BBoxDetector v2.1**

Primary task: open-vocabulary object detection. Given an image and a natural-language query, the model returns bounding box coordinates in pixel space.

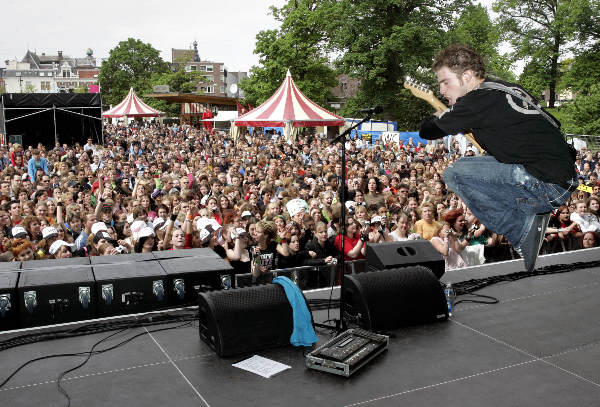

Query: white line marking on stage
[453,320,600,388]
[458,281,600,312]
[0,351,216,394]
[145,327,211,407]
[0,360,170,393]
[345,320,600,406]
[344,360,537,406]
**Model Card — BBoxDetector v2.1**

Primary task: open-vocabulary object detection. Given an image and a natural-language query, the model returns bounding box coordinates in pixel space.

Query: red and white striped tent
[102,87,164,118]
[234,70,343,140]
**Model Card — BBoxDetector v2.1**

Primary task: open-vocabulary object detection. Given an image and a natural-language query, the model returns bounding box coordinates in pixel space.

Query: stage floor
[1,248,600,407]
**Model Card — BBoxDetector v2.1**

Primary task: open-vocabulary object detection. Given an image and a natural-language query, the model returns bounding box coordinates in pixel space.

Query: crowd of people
[0,122,598,281]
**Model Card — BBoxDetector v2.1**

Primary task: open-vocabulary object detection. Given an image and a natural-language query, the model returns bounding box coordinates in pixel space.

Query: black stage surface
[1,248,600,406]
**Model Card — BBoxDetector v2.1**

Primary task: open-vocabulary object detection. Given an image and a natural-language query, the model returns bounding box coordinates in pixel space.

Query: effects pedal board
[306,328,388,377]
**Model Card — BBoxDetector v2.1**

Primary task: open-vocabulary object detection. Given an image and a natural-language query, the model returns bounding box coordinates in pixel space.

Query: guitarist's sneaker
[514,213,551,273]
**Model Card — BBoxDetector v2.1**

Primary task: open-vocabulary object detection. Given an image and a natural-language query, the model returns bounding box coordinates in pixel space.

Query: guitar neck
[427,94,449,112]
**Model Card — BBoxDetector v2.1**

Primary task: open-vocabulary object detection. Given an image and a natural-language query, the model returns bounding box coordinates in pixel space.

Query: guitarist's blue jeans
[442,155,573,249]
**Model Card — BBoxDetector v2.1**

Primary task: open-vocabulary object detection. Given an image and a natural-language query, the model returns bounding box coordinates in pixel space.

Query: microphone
[359,106,383,114]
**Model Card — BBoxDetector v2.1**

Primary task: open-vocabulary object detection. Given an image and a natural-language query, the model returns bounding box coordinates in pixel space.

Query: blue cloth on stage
[273,276,318,347]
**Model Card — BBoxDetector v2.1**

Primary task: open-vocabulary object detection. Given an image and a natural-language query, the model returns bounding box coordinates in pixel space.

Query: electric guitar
[404,77,484,153]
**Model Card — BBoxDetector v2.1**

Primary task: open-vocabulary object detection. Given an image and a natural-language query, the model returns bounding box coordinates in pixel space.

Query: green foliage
[73,86,88,94]
[560,44,600,95]
[242,0,530,129]
[545,107,568,124]
[326,0,461,122]
[445,4,514,81]
[23,84,36,93]
[240,16,338,108]
[519,59,550,102]
[149,66,206,116]
[492,0,591,107]
[561,84,600,137]
[98,38,169,108]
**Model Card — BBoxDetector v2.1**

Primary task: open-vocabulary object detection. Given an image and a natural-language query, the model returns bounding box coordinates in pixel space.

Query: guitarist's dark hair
[432,44,485,79]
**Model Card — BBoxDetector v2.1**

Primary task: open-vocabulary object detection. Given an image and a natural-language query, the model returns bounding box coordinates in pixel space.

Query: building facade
[3,49,98,93]
[171,42,227,97]
[328,73,360,113]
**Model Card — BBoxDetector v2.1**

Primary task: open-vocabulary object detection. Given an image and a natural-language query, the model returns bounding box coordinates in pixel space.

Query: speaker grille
[198,284,295,357]
[343,266,447,330]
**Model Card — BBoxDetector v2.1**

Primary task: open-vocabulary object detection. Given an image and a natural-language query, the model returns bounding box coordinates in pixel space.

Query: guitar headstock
[403,76,434,99]
[403,76,447,111]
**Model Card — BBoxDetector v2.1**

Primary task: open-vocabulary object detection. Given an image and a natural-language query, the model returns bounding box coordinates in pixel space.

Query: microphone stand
[313,113,373,333]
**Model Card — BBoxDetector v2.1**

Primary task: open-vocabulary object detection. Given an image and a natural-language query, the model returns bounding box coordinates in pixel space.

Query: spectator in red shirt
[334,216,367,261]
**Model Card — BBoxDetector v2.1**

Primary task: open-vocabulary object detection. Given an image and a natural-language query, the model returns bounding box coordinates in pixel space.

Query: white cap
[11,226,28,238]
[241,211,252,218]
[49,240,75,255]
[130,220,146,240]
[91,222,108,236]
[370,216,383,224]
[345,201,356,210]
[152,217,166,230]
[126,213,135,224]
[42,226,59,240]
[136,227,155,240]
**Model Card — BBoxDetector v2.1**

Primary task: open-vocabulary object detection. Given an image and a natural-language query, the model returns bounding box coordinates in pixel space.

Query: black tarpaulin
[1,93,102,148]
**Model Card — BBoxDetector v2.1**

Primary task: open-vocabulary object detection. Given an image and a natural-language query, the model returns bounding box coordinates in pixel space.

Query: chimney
[58,51,63,60]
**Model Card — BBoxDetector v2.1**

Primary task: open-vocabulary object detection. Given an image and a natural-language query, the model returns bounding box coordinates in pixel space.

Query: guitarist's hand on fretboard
[404,76,484,153]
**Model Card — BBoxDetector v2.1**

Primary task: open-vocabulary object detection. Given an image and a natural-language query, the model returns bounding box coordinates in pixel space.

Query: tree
[560,44,600,95]
[246,0,467,128]
[492,0,589,107]
[149,62,206,116]
[239,4,338,108]
[98,38,169,108]
[519,59,551,102]
[445,4,514,81]
[561,84,600,137]
[329,0,466,123]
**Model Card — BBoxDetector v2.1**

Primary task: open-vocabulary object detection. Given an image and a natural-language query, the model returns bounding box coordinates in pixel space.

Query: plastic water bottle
[444,282,455,316]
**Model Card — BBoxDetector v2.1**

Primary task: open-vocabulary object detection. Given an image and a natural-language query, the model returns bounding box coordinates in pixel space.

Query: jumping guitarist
[418,44,576,272]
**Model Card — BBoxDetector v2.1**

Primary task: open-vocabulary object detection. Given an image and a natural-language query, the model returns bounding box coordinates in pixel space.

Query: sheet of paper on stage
[232,355,291,378]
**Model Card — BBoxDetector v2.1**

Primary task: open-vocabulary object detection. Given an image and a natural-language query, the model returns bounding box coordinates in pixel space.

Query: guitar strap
[479,81,577,162]
[479,81,559,128]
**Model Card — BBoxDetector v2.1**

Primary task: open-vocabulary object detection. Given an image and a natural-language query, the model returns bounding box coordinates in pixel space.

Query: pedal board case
[306,328,389,377]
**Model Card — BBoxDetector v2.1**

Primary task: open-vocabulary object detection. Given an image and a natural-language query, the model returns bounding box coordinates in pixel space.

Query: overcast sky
[1,0,286,72]
[2,0,500,73]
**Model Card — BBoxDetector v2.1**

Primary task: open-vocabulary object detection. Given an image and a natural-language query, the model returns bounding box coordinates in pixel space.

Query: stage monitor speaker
[343,266,447,331]
[93,259,168,317]
[18,266,96,328]
[198,283,306,357]
[366,241,445,279]
[158,256,233,305]
[0,268,19,331]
